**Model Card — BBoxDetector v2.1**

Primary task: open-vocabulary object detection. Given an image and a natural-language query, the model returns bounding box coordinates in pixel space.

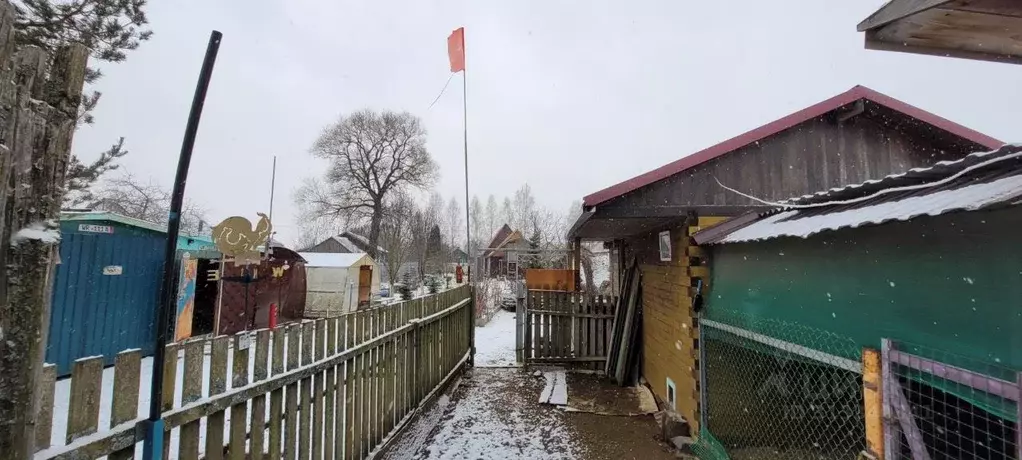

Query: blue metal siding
[47,222,166,375]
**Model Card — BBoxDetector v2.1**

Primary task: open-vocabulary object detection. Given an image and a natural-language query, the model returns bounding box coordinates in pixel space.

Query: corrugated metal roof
[699,144,1022,245]
[300,252,371,268]
[61,210,166,233]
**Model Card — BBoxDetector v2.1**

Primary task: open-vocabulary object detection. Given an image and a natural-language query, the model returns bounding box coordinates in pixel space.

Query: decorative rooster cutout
[211,213,272,266]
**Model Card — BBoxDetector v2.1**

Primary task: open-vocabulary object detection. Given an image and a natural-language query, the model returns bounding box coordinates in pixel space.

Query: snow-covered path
[384,368,579,460]
[473,309,517,367]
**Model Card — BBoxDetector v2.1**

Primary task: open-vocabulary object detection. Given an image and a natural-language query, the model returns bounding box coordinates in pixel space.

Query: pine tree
[63,137,128,206]
[528,223,542,269]
[13,0,153,203]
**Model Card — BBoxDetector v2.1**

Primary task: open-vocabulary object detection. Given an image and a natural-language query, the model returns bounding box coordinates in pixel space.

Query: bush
[398,272,414,300]
[426,274,441,294]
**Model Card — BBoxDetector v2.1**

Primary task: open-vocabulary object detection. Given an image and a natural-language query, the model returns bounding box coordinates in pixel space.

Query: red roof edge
[582,85,1003,207]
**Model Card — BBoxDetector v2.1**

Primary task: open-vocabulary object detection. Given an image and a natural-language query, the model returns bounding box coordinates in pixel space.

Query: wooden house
[480,224,530,277]
[568,85,1002,434]
[692,144,1022,459]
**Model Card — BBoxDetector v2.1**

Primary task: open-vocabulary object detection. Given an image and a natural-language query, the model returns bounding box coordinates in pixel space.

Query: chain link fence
[693,311,866,460]
[885,340,1018,460]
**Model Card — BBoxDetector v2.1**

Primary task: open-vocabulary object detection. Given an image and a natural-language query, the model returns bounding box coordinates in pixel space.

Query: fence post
[411,318,423,402]
[880,338,895,460]
[863,347,884,460]
[468,285,476,367]
[1017,371,1022,460]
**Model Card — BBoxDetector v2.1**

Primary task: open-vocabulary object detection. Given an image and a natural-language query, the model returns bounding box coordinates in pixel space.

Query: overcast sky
[72,0,1022,244]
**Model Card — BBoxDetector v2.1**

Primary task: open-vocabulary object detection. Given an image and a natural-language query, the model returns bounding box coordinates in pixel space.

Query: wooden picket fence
[523,290,616,370]
[34,285,474,460]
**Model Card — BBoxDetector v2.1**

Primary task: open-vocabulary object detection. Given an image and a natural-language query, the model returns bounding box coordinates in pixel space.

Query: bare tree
[469,195,483,255]
[484,194,498,241]
[379,192,415,285]
[444,197,462,260]
[512,184,536,231]
[293,212,334,251]
[297,109,438,259]
[88,173,209,236]
[408,192,444,283]
[501,197,513,230]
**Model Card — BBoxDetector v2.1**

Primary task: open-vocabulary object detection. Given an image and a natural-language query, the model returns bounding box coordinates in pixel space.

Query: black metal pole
[146,30,222,431]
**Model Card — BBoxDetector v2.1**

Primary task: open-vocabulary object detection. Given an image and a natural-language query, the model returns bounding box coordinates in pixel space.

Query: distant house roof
[489,229,524,259]
[481,224,513,258]
[583,85,1003,207]
[694,143,1022,245]
[338,231,388,254]
[299,252,373,268]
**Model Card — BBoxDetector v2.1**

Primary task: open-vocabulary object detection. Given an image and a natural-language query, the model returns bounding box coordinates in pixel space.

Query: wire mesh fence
[884,339,1019,460]
[694,311,866,460]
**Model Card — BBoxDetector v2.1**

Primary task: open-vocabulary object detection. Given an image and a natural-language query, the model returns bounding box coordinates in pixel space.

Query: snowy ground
[385,368,579,460]
[474,309,517,367]
[381,367,675,460]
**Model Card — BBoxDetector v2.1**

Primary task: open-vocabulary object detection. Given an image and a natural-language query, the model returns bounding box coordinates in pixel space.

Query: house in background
[302,231,388,256]
[568,85,1002,438]
[479,224,530,277]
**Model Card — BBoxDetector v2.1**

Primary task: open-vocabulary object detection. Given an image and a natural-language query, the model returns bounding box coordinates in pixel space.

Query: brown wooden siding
[602,113,975,211]
[625,221,699,430]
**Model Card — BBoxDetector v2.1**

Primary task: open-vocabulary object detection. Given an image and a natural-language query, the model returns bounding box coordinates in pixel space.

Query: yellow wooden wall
[626,216,726,433]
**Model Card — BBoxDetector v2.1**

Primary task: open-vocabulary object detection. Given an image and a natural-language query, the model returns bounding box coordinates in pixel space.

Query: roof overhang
[569,204,770,241]
[858,0,1022,65]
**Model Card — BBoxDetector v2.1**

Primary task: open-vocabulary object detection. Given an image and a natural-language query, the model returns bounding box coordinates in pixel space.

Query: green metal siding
[705,206,1022,374]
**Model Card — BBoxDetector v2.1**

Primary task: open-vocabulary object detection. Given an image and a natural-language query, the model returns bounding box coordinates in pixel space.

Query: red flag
[447,27,465,72]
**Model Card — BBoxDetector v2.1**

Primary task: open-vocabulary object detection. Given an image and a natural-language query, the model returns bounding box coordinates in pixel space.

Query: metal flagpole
[461,31,475,366]
[144,30,222,460]
[462,69,470,278]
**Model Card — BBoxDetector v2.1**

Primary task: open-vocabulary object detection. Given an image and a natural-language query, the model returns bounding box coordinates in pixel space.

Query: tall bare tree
[512,184,536,231]
[379,192,414,285]
[444,196,461,260]
[469,195,483,255]
[297,109,438,259]
[484,194,498,241]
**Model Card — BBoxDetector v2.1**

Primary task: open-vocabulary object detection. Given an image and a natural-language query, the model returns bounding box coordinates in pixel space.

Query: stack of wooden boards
[605,258,642,385]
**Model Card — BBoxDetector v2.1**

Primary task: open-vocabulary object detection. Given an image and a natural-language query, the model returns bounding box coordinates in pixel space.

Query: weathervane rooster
[211,213,272,265]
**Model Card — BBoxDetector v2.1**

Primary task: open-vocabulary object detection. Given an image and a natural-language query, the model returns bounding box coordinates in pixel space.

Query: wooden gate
[523,290,616,369]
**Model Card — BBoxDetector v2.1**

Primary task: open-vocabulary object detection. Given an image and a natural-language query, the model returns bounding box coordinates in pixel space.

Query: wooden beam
[865,29,1022,65]
[857,0,950,31]
[863,348,884,460]
[593,205,768,219]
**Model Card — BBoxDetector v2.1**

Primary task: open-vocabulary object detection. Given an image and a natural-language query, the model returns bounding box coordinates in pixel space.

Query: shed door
[358,265,372,305]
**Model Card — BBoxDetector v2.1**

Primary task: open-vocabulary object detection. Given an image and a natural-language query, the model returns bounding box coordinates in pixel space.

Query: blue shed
[46,211,209,375]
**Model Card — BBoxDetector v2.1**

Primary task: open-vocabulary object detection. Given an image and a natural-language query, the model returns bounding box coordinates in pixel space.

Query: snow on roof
[60,210,166,234]
[299,252,369,268]
[715,173,1022,244]
[700,144,1022,245]
[339,231,388,254]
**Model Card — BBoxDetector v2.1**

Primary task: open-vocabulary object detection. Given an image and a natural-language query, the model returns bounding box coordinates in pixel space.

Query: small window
[666,377,677,410]
[659,231,672,261]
